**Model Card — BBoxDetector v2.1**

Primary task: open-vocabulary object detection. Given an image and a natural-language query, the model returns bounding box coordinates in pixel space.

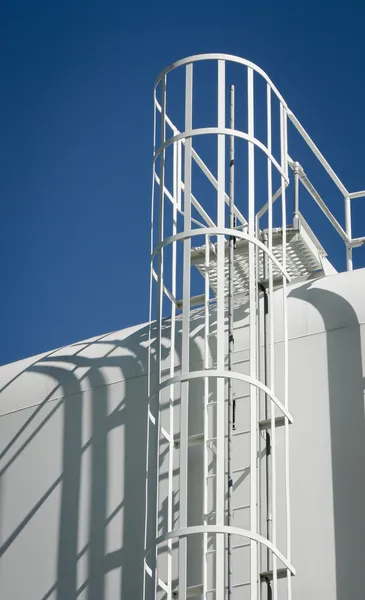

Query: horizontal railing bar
[349,190,365,199]
[348,236,365,248]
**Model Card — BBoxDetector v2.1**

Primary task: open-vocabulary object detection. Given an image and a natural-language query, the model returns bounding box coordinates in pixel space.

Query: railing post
[344,195,353,270]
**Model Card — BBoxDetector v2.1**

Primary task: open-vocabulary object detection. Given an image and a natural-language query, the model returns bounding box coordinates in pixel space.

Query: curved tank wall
[0,267,364,600]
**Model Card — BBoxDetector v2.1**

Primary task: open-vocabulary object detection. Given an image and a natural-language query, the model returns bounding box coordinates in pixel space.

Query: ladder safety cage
[144,53,364,600]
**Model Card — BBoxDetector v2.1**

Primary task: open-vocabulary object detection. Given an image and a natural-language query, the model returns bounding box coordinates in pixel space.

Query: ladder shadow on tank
[0,314,218,600]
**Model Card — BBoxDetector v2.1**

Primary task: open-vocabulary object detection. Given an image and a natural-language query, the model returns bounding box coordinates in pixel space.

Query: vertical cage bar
[178,63,193,600]
[215,58,226,600]
[151,73,167,596]
[247,66,258,600]
[270,98,280,600]
[203,235,210,600]
[166,139,178,599]
[144,84,158,600]
[227,83,235,600]
[149,90,158,398]
[177,140,182,210]
[281,105,292,600]
[266,84,275,599]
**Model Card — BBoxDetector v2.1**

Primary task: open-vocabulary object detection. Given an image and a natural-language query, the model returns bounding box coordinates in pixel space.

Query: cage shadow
[0,310,218,600]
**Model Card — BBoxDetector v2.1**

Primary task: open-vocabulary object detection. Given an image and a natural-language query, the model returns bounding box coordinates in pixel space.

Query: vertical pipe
[227,84,235,600]
[143,88,158,600]
[216,59,226,600]
[266,85,274,600]
[179,63,193,600]
[345,195,353,270]
[293,161,300,230]
[247,66,258,600]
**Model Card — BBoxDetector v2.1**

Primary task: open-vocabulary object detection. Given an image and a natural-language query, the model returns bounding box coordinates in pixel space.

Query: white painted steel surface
[1,269,365,600]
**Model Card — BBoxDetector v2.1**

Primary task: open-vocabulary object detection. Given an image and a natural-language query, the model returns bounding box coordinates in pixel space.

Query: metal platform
[191,216,330,298]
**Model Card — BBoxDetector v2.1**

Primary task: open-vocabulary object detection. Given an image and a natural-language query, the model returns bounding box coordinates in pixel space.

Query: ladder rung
[174,433,204,448]
[259,275,285,289]
[172,584,203,598]
[260,568,290,581]
[204,503,249,519]
[233,503,250,511]
[172,419,288,450]
[232,428,250,436]
[231,357,250,365]
[167,419,289,449]
[232,466,249,474]
[233,581,250,588]
[259,416,290,431]
[207,429,249,442]
[207,466,249,479]
[173,430,249,451]
[233,542,250,550]
[176,294,210,309]
[205,541,250,554]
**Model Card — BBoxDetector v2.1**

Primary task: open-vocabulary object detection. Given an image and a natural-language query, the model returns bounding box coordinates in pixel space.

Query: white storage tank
[0,54,364,600]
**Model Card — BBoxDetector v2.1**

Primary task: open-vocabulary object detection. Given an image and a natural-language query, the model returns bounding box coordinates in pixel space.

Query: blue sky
[1,0,365,365]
